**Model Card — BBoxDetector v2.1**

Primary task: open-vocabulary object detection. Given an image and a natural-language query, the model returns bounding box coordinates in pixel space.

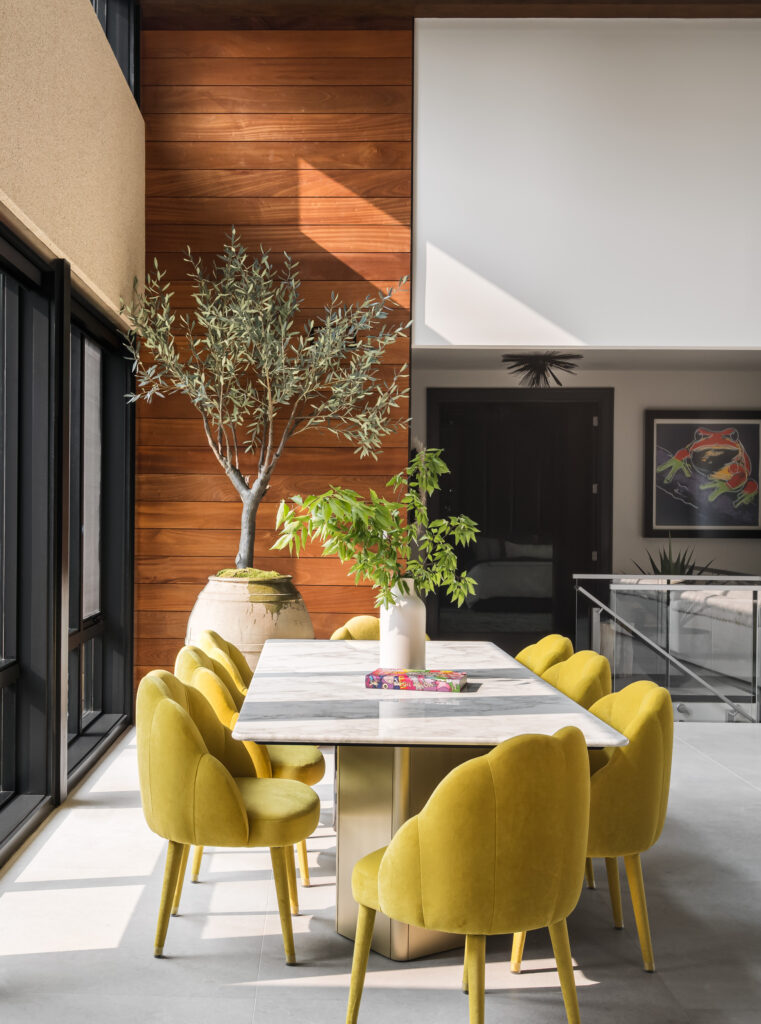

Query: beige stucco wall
[0,0,144,316]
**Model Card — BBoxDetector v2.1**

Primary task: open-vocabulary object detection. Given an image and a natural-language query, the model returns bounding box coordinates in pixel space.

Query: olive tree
[122,230,409,569]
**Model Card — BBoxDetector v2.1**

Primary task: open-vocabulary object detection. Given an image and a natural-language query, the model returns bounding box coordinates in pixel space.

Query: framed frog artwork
[644,410,761,538]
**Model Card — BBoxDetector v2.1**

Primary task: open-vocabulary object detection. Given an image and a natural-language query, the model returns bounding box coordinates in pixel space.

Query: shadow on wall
[421,243,585,350]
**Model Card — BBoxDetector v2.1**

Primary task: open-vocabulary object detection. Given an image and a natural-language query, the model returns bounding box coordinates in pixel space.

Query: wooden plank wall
[135,28,412,685]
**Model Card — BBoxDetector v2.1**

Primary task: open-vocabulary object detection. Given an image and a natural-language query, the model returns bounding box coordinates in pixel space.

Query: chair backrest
[515,634,573,676]
[136,670,249,847]
[587,680,674,856]
[174,643,213,682]
[197,630,251,703]
[542,650,612,709]
[175,645,238,725]
[174,648,273,778]
[377,727,590,936]
[330,615,380,641]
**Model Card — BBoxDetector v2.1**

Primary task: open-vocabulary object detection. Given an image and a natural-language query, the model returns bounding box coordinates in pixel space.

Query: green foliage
[273,448,479,608]
[121,229,410,567]
[633,536,713,576]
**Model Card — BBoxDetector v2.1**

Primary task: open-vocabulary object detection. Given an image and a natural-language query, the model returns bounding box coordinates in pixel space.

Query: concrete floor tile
[0,727,758,1022]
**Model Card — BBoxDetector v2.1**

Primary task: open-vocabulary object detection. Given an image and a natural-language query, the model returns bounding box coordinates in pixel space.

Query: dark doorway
[426,388,613,654]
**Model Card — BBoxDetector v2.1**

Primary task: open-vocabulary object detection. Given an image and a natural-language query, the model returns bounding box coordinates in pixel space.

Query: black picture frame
[644,409,761,538]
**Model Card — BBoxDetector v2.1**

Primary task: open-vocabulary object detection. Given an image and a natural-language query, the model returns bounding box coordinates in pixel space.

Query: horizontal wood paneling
[145,113,411,142]
[137,420,407,451]
[146,169,411,198]
[146,196,411,224]
[141,57,413,87]
[141,30,412,59]
[146,141,412,169]
[138,445,405,476]
[137,27,411,685]
[141,85,412,114]
[136,473,401,502]
[146,223,411,252]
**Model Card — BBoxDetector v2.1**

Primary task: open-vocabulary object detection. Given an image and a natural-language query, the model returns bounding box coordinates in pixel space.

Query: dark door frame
[425,386,614,635]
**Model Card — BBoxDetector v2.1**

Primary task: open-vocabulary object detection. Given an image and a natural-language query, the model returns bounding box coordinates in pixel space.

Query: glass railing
[574,575,760,723]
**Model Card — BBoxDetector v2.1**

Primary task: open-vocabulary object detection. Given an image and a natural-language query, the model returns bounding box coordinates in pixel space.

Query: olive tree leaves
[121,229,410,568]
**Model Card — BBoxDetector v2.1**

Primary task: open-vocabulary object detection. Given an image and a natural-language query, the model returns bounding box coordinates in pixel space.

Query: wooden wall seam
[136,28,413,687]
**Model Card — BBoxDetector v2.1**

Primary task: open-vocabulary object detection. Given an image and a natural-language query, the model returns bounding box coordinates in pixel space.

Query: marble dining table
[233,638,627,961]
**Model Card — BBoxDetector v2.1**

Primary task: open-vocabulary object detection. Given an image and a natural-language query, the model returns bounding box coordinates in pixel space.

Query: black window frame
[0,225,134,865]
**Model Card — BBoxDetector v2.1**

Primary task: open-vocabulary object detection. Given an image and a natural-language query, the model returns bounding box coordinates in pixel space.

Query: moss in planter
[215,568,288,581]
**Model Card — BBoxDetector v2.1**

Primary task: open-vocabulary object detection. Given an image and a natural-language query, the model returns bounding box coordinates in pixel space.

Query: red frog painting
[658,427,759,508]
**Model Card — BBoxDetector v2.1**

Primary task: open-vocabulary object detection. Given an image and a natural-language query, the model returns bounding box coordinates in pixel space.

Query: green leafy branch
[273,448,479,608]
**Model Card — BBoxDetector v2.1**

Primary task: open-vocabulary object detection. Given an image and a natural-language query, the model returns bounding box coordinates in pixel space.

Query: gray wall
[413,19,761,351]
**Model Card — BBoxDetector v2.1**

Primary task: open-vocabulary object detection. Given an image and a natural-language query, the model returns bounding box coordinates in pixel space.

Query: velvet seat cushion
[351,846,386,910]
[235,777,320,849]
[267,744,325,787]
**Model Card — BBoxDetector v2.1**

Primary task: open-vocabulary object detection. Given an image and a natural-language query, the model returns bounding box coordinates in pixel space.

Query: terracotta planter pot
[186,575,314,671]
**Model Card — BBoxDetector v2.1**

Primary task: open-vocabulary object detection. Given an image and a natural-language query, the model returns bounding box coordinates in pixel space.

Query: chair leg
[624,853,655,972]
[191,845,204,882]
[346,904,376,1024]
[462,935,470,993]
[466,934,486,1024]
[155,840,185,957]
[510,931,526,974]
[606,856,624,929]
[171,844,190,916]
[549,918,581,1024]
[585,857,596,890]
[270,846,296,965]
[297,839,311,887]
[285,843,299,915]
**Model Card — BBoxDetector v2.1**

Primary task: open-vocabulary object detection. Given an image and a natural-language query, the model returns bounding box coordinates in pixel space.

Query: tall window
[0,256,56,840]
[67,322,133,773]
[0,234,133,859]
[0,271,20,807]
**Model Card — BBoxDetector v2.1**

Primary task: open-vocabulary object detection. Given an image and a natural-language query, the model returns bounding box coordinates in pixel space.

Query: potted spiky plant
[123,229,409,666]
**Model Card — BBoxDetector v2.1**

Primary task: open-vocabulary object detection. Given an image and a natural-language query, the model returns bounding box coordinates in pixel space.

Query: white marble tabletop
[232,639,627,749]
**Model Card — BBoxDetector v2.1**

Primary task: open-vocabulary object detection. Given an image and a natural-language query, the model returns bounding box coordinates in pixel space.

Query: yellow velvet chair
[174,644,325,890]
[196,628,253,702]
[511,680,673,975]
[542,651,612,710]
[515,634,574,676]
[346,728,591,1024]
[136,670,320,963]
[330,615,381,641]
[330,615,430,642]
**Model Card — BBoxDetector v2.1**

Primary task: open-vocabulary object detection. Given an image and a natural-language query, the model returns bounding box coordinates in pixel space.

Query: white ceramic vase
[379,578,427,669]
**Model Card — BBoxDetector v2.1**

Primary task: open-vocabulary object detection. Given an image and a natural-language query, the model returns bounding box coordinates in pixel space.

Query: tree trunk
[235,482,267,568]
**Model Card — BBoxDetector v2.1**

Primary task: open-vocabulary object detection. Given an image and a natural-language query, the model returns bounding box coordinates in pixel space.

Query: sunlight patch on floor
[0,884,144,955]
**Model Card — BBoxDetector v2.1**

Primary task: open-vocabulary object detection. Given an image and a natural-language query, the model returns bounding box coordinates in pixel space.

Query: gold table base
[335,744,484,960]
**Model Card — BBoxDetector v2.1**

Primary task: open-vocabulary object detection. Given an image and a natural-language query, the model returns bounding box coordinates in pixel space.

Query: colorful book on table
[365,669,468,692]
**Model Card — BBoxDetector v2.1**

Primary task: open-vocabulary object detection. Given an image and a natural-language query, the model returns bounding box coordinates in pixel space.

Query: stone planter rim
[206,573,293,582]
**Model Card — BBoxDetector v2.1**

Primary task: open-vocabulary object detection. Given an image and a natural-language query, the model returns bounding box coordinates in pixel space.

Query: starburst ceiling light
[501,351,583,388]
